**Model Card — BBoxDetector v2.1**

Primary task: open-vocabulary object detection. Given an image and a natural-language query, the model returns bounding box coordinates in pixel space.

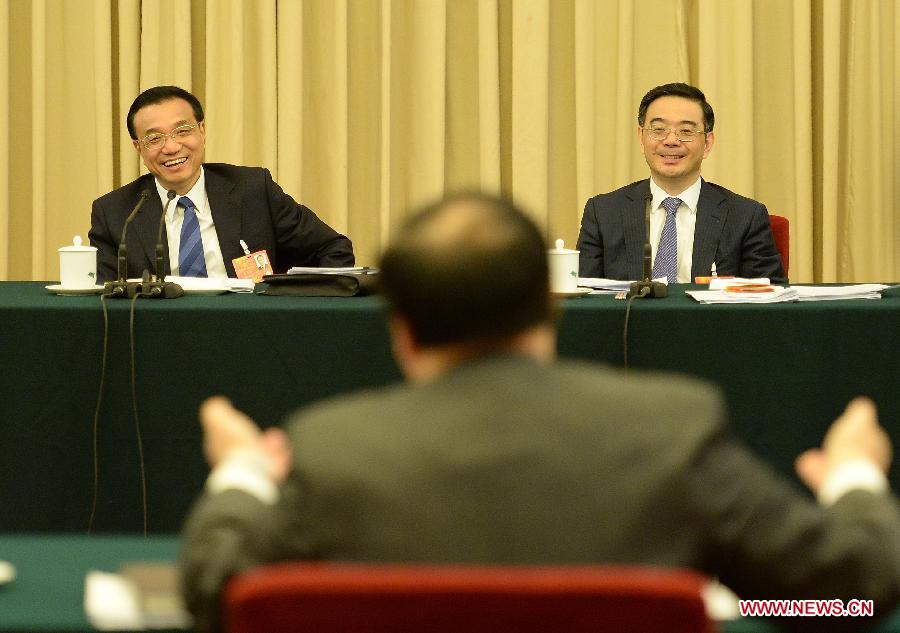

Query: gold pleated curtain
[0,0,897,282]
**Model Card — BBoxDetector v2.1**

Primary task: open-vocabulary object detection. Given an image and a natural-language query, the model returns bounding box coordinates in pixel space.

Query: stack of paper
[687,287,799,304]
[224,278,256,293]
[688,283,890,304]
[578,277,667,294]
[85,564,191,630]
[792,284,888,301]
[163,276,255,293]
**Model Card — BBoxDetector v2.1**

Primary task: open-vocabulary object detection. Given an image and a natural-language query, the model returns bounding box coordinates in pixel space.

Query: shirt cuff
[206,447,279,505]
[817,459,888,506]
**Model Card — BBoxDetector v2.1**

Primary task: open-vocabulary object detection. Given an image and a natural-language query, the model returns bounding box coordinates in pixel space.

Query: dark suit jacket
[577,179,787,283]
[88,163,354,282]
[181,356,900,633]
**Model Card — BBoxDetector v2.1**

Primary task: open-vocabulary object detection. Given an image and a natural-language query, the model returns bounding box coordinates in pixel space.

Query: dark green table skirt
[1,282,897,533]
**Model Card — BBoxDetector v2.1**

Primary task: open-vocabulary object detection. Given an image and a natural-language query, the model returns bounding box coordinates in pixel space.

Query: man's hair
[379,192,552,347]
[126,86,205,140]
[637,83,715,132]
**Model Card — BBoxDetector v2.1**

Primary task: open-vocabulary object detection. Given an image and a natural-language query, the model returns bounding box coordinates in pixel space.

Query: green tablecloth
[0,535,180,632]
[558,284,900,496]
[1,535,898,633]
[1,282,898,533]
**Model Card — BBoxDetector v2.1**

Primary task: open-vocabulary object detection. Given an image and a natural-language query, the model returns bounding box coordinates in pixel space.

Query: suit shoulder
[702,181,765,211]
[554,360,726,439]
[93,174,154,208]
[586,179,648,205]
[285,383,411,434]
[557,360,723,405]
[204,163,270,180]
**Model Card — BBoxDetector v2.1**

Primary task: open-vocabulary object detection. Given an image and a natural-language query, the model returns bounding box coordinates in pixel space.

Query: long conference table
[1,535,900,633]
[1,281,898,535]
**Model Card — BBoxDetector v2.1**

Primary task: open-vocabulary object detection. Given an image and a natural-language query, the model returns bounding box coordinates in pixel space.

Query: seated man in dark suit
[182,193,897,633]
[89,86,353,282]
[577,83,786,283]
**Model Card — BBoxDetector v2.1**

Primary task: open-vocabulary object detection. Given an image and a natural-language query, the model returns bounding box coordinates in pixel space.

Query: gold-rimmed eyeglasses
[138,123,198,150]
[642,125,707,142]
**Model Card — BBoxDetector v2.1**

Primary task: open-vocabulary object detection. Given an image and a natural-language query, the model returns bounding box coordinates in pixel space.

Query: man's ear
[132,139,142,154]
[388,314,417,365]
[703,130,715,159]
[388,314,439,384]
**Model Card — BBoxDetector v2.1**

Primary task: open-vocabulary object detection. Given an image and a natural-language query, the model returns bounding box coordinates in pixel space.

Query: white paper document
[578,277,669,294]
[687,287,799,304]
[791,284,888,301]
[577,278,632,291]
[85,569,191,630]
[688,283,889,304]
[163,276,255,294]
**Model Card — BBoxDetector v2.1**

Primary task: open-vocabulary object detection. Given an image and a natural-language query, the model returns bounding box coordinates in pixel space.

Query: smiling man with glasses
[577,82,786,284]
[89,85,354,282]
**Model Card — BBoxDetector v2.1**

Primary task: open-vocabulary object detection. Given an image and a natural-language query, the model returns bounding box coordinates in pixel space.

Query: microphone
[105,190,150,297]
[155,189,177,282]
[627,192,667,299]
[641,192,653,282]
[141,189,184,298]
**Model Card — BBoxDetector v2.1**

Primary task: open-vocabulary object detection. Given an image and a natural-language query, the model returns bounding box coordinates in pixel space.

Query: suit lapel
[204,167,241,275]
[621,180,651,280]
[691,180,727,277]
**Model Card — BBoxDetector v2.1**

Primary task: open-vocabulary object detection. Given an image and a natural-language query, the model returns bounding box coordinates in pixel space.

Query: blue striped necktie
[177,196,208,277]
[652,197,681,284]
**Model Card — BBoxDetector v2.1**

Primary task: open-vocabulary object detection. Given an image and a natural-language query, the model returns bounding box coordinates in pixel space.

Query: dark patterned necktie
[652,197,681,283]
[177,196,208,277]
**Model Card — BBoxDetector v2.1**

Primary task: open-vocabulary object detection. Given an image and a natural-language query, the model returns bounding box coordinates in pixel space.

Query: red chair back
[769,214,790,276]
[224,563,715,633]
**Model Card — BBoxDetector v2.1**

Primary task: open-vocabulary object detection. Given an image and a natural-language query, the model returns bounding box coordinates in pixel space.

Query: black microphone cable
[89,291,150,535]
[129,292,149,536]
[622,285,650,369]
[88,293,112,533]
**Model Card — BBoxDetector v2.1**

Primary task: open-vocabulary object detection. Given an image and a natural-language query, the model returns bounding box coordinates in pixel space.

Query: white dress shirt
[206,447,279,505]
[648,177,702,283]
[153,167,229,278]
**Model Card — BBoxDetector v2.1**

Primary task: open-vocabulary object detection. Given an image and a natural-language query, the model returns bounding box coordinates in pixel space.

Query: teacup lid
[548,238,578,255]
[59,235,97,252]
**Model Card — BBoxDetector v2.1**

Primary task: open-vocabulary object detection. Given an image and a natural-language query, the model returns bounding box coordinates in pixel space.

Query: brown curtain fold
[1,0,896,282]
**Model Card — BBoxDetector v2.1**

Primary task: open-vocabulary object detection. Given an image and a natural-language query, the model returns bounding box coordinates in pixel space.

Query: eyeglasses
[138,123,198,150]
[642,125,707,142]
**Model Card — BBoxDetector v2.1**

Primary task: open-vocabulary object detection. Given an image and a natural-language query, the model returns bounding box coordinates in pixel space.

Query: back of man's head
[379,192,551,348]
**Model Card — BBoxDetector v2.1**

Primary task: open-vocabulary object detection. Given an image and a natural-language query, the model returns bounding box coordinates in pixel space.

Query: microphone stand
[627,192,668,299]
[141,190,184,299]
[105,190,150,298]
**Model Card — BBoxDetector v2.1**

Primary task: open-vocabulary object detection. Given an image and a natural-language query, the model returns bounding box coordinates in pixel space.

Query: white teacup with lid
[547,238,579,294]
[58,235,98,289]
